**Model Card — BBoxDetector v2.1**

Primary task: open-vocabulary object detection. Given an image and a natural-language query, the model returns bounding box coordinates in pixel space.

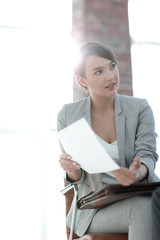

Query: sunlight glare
[0,1,73,240]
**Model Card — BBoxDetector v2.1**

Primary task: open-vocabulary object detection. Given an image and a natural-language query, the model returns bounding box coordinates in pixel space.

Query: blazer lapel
[115,95,126,167]
[83,96,91,125]
[82,95,126,173]
[82,96,102,188]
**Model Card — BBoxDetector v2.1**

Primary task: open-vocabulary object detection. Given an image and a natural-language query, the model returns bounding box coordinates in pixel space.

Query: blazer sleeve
[57,104,86,185]
[57,104,67,153]
[134,99,159,182]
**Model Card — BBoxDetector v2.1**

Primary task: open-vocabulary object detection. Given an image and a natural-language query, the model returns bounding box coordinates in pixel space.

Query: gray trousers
[86,196,152,240]
[152,187,160,240]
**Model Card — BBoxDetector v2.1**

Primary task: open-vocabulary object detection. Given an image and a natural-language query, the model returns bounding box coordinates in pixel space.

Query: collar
[82,94,123,116]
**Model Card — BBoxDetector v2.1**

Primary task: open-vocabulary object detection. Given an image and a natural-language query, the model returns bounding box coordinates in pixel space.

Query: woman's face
[79,55,119,98]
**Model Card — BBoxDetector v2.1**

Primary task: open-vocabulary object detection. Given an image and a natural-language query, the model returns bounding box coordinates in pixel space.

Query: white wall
[0,1,73,239]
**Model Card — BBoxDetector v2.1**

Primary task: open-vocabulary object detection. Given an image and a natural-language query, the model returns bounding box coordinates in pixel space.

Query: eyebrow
[92,66,104,72]
[92,62,113,72]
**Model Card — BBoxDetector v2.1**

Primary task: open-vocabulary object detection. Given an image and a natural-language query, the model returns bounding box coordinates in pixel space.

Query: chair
[62,184,128,240]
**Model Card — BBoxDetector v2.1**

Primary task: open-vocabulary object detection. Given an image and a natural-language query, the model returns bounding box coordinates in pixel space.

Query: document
[57,118,120,174]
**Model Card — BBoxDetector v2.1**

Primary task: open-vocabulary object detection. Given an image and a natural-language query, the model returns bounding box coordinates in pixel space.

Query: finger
[115,174,136,186]
[112,168,137,185]
[116,173,136,183]
[63,165,81,172]
[129,157,141,170]
[113,168,134,178]
[60,153,72,160]
[59,158,80,172]
[59,158,78,167]
[135,156,141,166]
[112,172,133,185]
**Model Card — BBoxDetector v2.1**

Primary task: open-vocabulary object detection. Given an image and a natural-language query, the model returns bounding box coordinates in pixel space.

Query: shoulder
[116,94,149,112]
[117,94,148,104]
[58,97,88,116]
[64,96,89,111]
[57,97,89,128]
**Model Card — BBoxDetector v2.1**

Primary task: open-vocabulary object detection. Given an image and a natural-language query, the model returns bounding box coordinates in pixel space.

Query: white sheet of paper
[57,118,120,174]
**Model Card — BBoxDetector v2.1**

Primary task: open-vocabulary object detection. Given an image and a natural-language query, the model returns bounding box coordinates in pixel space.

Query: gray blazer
[57,94,159,236]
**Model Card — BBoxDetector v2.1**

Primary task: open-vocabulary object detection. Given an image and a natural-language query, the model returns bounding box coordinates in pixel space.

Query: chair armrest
[60,183,74,195]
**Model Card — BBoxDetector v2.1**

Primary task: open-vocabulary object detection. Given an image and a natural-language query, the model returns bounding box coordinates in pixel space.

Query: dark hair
[74,41,117,77]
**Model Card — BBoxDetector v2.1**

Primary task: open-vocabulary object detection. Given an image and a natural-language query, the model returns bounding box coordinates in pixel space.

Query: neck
[91,95,115,113]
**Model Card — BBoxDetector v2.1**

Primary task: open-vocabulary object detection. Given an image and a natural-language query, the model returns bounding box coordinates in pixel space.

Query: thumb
[135,156,141,167]
[130,156,141,170]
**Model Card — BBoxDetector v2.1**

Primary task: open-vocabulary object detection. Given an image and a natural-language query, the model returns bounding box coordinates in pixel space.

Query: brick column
[72,0,132,100]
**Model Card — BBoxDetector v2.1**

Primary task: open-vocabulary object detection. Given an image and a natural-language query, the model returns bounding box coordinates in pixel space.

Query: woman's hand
[112,157,148,186]
[59,153,81,182]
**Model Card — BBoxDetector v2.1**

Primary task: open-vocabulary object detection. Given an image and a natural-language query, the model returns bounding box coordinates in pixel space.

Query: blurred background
[0,0,160,239]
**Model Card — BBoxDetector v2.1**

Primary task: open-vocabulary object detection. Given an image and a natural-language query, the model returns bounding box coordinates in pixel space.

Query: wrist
[67,169,82,182]
[137,163,149,181]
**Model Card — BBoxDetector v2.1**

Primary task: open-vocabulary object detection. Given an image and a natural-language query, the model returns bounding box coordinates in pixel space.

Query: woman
[57,42,159,239]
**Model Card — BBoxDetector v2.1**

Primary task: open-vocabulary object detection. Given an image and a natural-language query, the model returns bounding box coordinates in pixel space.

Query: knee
[127,196,152,222]
[125,196,152,238]
[132,196,151,210]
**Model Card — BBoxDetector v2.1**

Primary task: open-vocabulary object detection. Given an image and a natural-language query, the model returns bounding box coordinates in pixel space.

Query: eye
[95,69,102,75]
[110,62,117,70]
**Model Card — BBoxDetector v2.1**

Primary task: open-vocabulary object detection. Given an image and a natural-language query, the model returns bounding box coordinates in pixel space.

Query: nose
[106,68,115,82]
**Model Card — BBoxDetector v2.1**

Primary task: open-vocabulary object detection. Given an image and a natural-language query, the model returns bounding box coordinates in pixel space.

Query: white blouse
[95,133,120,185]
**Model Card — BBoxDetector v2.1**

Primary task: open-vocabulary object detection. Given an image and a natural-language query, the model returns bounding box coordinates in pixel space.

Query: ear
[76,75,88,88]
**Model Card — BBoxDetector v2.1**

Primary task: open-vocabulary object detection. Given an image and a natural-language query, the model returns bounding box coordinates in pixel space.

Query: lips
[105,83,115,88]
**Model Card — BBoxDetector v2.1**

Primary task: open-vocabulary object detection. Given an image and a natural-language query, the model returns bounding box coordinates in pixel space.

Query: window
[128,0,160,177]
